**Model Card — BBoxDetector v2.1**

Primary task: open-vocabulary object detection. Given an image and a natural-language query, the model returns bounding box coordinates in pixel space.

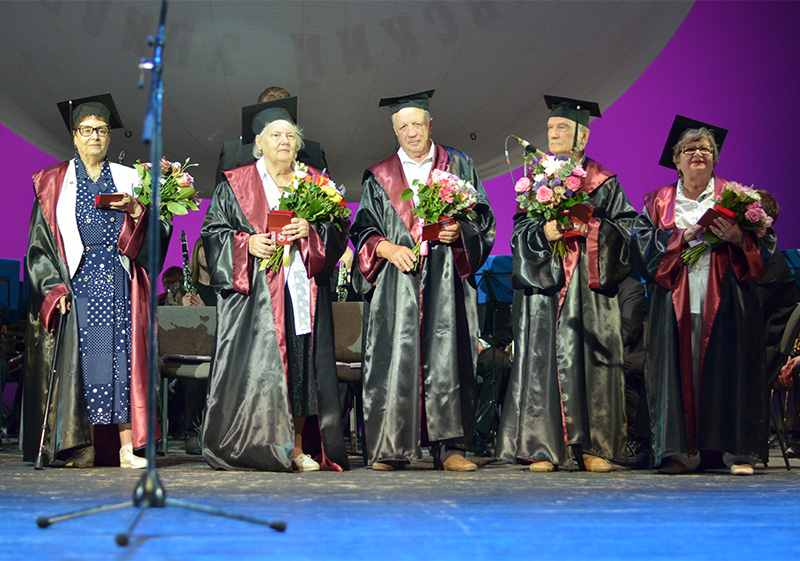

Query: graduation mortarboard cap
[658,114,728,169]
[378,89,435,114]
[543,95,602,127]
[57,93,123,133]
[242,96,298,144]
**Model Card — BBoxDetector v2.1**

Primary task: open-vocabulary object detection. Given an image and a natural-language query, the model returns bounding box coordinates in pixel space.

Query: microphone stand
[34,1,285,545]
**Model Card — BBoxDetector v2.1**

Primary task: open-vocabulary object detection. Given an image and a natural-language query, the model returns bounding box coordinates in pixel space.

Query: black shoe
[787,441,800,458]
[184,435,202,455]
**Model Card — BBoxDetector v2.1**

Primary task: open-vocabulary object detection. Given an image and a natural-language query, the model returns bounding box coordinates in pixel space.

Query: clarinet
[336,261,348,302]
[180,229,195,295]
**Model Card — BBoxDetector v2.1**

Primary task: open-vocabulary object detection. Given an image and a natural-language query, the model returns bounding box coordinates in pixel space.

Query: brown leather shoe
[583,455,612,473]
[65,445,95,468]
[371,460,407,471]
[529,460,555,472]
[441,455,478,472]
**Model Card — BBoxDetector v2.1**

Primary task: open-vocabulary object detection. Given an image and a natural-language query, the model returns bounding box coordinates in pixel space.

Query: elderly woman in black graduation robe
[201,98,349,472]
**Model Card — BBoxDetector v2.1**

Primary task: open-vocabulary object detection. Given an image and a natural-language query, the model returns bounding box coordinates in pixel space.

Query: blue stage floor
[2,446,800,561]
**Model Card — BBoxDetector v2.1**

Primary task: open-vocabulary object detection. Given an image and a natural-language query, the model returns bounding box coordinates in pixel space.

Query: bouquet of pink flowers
[134,158,201,221]
[682,181,772,267]
[400,168,478,263]
[515,154,590,258]
[261,162,351,271]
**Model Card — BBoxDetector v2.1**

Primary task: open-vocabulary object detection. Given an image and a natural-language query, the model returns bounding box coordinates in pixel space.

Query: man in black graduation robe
[350,91,495,471]
[497,96,637,472]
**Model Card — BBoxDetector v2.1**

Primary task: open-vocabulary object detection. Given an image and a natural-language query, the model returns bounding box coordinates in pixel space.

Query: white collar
[397,142,435,167]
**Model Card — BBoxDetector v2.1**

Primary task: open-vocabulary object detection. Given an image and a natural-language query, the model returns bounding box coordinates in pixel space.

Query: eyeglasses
[75,125,110,137]
[681,145,712,156]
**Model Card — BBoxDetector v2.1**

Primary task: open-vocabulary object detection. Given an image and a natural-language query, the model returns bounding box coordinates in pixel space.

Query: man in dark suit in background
[215,86,329,185]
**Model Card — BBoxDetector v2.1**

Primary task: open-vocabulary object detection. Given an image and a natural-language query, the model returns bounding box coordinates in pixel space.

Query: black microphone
[511,135,547,159]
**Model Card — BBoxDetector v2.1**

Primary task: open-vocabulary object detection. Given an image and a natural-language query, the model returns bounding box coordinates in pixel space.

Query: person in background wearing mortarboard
[497,96,637,473]
[201,96,349,472]
[24,93,166,469]
[215,86,329,186]
[631,116,774,476]
[350,90,495,472]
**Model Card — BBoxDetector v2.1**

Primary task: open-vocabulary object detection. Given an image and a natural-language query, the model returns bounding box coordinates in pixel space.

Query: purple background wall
[2,1,798,286]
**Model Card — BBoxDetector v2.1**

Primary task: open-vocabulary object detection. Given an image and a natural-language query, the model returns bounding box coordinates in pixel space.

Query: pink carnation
[515,177,532,193]
[160,158,171,174]
[536,186,553,204]
[564,176,581,191]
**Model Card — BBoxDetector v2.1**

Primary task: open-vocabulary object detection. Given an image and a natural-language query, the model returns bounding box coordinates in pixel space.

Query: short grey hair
[672,127,719,167]
[252,120,305,159]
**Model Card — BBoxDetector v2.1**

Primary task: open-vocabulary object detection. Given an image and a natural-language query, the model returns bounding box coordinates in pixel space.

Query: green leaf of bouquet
[401,188,414,201]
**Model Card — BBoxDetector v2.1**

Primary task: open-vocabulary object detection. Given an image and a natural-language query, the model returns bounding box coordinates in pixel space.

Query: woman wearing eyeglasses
[631,116,773,476]
[24,93,157,469]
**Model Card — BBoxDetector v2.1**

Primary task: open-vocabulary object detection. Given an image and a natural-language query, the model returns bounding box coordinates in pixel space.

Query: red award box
[697,205,735,229]
[563,204,594,238]
[421,216,455,242]
[268,210,295,245]
[94,193,124,208]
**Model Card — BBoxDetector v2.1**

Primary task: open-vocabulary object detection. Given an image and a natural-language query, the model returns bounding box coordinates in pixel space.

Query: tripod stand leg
[36,500,134,528]
[115,504,149,546]
[166,498,286,532]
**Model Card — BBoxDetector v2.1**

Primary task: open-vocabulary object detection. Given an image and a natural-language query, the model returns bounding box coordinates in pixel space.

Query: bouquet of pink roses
[260,162,350,272]
[515,154,591,258]
[682,181,772,268]
[400,168,478,264]
[134,157,201,221]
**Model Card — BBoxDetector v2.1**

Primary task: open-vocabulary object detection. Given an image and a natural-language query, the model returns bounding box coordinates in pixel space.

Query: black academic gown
[201,162,349,472]
[23,159,167,464]
[497,158,636,467]
[631,179,772,466]
[350,144,495,464]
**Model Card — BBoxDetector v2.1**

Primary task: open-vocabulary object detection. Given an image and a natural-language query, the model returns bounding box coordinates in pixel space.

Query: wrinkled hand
[377,241,417,273]
[777,356,800,389]
[281,218,310,242]
[683,224,704,243]
[437,221,462,244]
[708,217,743,246]
[108,193,143,220]
[249,233,278,259]
[543,220,565,242]
[58,295,71,315]
[182,292,204,307]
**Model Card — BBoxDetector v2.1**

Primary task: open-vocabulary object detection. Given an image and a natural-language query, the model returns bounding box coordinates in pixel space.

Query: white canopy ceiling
[0,0,691,199]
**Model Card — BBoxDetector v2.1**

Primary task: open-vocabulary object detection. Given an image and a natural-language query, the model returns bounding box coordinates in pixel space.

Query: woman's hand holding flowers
[249,233,278,260]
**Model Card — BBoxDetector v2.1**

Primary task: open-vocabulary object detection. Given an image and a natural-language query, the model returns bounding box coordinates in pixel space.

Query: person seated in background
[753,190,800,454]
[216,86,328,185]
[158,265,184,306]
[166,237,216,455]
[473,301,513,458]
[618,273,649,466]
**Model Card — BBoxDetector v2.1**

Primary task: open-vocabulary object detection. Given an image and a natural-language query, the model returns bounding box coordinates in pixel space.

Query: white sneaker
[292,453,320,472]
[730,463,754,476]
[119,444,147,469]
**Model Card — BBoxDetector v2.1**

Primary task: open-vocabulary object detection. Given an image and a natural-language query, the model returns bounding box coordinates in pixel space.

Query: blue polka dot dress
[72,154,133,425]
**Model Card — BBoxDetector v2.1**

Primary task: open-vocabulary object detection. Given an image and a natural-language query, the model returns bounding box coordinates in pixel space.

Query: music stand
[35,1,285,545]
